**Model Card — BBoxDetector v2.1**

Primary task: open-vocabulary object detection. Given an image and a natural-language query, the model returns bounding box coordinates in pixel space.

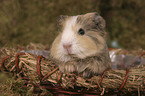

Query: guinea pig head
[50,12,107,62]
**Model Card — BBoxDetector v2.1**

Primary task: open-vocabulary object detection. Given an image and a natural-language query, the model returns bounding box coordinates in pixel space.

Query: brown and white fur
[50,12,111,78]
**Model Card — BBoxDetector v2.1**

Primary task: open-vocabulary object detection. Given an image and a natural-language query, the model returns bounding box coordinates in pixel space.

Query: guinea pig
[50,12,111,78]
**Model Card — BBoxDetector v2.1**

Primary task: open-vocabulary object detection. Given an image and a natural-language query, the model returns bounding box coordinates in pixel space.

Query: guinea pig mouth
[65,49,71,54]
[64,49,78,58]
[65,50,76,57]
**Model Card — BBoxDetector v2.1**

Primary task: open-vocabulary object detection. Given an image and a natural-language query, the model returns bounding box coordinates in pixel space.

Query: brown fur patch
[50,33,62,57]
[77,12,106,37]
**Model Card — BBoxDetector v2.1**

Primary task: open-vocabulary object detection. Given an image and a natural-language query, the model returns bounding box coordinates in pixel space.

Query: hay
[0,44,145,95]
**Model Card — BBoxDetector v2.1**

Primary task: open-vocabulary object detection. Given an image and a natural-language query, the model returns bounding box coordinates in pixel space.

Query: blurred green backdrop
[0,0,145,49]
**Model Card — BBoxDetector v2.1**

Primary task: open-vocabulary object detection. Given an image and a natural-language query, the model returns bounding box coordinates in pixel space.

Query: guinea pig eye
[78,28,85,35]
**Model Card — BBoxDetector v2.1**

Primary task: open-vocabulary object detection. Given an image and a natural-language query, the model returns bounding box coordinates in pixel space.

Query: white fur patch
[61,16,78,44]
[56,16,79,62]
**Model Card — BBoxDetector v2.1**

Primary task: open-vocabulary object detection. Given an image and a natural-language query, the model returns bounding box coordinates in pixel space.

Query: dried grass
[0,44,145,94]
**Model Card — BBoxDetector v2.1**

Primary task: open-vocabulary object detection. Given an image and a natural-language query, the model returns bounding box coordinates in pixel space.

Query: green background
[0,0,145,49]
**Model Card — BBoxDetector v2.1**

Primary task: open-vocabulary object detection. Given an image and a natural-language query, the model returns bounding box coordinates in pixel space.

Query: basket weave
[0,44,145,95]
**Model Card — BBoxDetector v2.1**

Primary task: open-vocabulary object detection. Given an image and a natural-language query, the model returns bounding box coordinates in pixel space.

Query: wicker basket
[0,44,145,95]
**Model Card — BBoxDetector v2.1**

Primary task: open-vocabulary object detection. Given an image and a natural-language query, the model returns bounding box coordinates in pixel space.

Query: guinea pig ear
[84,12,106,31]
[94,15,106,31]
[84,12,99,17]
[58,15,68,25]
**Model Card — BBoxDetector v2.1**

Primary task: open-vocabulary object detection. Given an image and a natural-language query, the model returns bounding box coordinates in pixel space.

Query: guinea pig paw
[59,64,76,73]
[64,64,76,73]
[82,70,94,78]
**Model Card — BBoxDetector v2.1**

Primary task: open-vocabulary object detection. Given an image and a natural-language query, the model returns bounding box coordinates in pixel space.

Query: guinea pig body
[50,12,111,78]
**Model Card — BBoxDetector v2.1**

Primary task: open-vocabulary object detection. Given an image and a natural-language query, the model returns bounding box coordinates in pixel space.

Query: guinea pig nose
[63,44,72,49]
